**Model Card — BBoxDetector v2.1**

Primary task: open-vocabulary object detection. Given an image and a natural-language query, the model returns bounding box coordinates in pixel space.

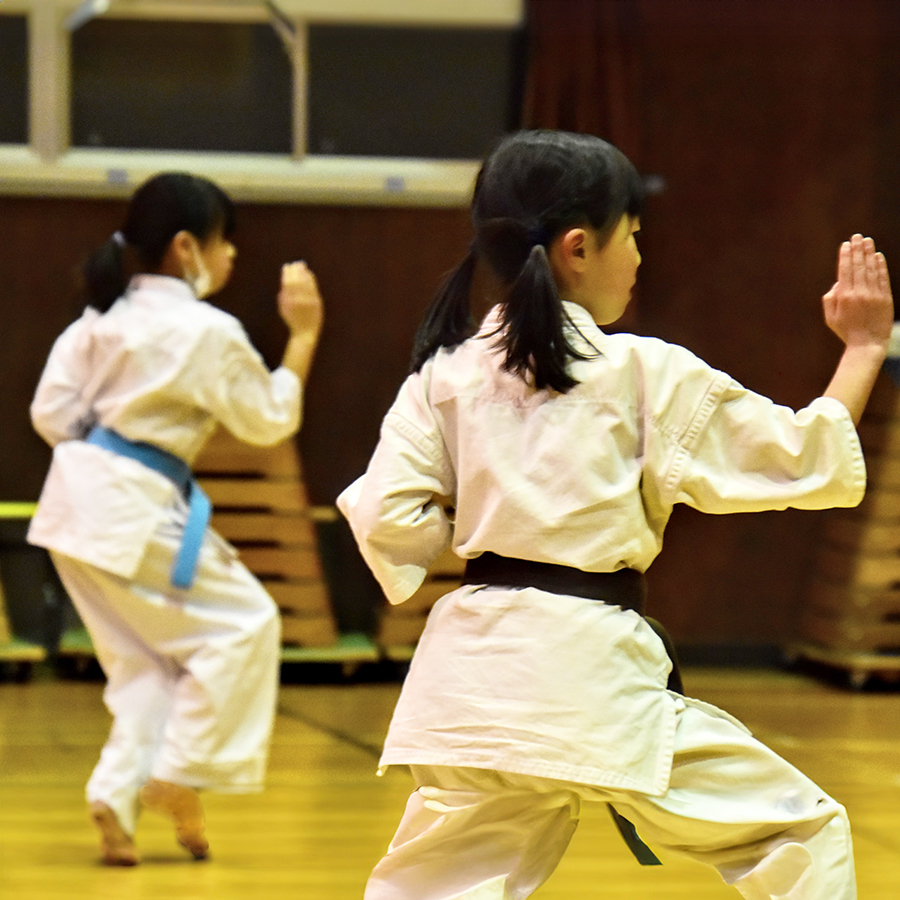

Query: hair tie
[527,224,549,248]
[111,230,127,249]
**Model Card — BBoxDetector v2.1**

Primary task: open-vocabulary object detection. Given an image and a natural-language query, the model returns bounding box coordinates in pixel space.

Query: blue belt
[86,426,211,589]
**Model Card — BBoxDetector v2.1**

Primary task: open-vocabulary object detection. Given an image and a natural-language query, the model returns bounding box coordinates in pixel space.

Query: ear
[550,227,589,273]
[158,230,198,278]
[170,230,196,264]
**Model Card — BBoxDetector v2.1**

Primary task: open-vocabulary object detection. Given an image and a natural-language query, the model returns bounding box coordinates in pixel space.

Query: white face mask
[186,243,212,298]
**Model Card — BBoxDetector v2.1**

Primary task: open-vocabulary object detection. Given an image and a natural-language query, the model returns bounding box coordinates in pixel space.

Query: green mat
[0,502,37,519]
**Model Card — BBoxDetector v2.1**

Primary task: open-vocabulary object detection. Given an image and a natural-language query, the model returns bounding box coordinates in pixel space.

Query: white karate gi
[29,275,301,835]
[338,302,863,900]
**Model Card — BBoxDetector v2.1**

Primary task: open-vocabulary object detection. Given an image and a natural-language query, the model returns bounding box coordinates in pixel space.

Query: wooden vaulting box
[194,428,338,649]
[797,371,900,687]
[52,434,459,667]
[378,546,465,658]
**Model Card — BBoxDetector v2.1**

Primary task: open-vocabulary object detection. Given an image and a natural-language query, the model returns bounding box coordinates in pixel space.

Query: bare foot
[89,801,140,866]
[139,779,209,859]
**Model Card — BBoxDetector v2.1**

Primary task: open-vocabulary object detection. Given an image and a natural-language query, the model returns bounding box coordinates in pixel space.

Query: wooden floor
[1,664,899,899]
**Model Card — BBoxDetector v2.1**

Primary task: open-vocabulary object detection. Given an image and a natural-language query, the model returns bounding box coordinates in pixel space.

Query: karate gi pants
[51,522,281,836]
[365,699,855,900]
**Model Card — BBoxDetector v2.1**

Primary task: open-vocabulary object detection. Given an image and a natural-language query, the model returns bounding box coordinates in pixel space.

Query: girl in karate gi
[29,172,323,866]
[338,130,893,900]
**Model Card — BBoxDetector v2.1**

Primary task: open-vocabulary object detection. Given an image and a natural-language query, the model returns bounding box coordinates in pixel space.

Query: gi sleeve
[337,370,456,605]
[199,317,302,446]
[664,381,866,515]
[30,311,100,447]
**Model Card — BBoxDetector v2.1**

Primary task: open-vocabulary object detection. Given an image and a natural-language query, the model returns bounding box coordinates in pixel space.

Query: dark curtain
[521,0,642,164]
[516,0,900,650]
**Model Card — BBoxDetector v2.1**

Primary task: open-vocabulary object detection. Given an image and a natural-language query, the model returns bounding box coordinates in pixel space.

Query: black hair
[82,172,236,313]
[410,130,644,392]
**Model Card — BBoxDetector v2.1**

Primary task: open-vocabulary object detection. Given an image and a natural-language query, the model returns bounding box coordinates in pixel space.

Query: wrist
[286,322,320,341]
[842,340,889,366]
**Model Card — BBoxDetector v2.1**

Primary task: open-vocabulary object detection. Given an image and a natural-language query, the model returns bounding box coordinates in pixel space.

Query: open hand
[822,234,893,350]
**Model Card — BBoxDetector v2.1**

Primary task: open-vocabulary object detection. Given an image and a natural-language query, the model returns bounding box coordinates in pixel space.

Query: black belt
[461,551,684,867]
[462,552,647,614]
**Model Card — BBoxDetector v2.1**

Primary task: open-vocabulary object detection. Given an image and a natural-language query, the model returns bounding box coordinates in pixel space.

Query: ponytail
[82,233,128,313]
[498,245,587,392]
[410,242,591,392]
[410,245,478,373]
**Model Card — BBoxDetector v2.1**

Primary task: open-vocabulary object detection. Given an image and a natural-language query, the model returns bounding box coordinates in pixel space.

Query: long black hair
[82,172,236,313]
[410,130,644,392]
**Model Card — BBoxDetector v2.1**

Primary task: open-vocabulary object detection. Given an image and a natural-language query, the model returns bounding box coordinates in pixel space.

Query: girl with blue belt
[29,173,323,865]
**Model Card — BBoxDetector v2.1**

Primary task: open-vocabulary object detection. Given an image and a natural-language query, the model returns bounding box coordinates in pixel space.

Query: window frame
[0,0,524,206]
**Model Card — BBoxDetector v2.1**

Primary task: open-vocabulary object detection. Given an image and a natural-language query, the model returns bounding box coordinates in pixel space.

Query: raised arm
[822,234,894,424]
[277,261,324,384]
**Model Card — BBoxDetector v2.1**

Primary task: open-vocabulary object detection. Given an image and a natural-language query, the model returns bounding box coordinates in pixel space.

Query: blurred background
[2,0,900,671]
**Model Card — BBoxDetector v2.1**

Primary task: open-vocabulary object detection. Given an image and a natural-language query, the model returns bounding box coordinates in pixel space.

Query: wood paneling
[0,197,471,505]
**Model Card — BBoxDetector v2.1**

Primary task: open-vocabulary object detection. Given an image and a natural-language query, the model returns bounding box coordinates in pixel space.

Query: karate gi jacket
[338,301,866,795]
[29,275,301,579]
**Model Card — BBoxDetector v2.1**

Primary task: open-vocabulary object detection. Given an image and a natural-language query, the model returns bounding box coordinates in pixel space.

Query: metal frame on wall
[0,0,523,205]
